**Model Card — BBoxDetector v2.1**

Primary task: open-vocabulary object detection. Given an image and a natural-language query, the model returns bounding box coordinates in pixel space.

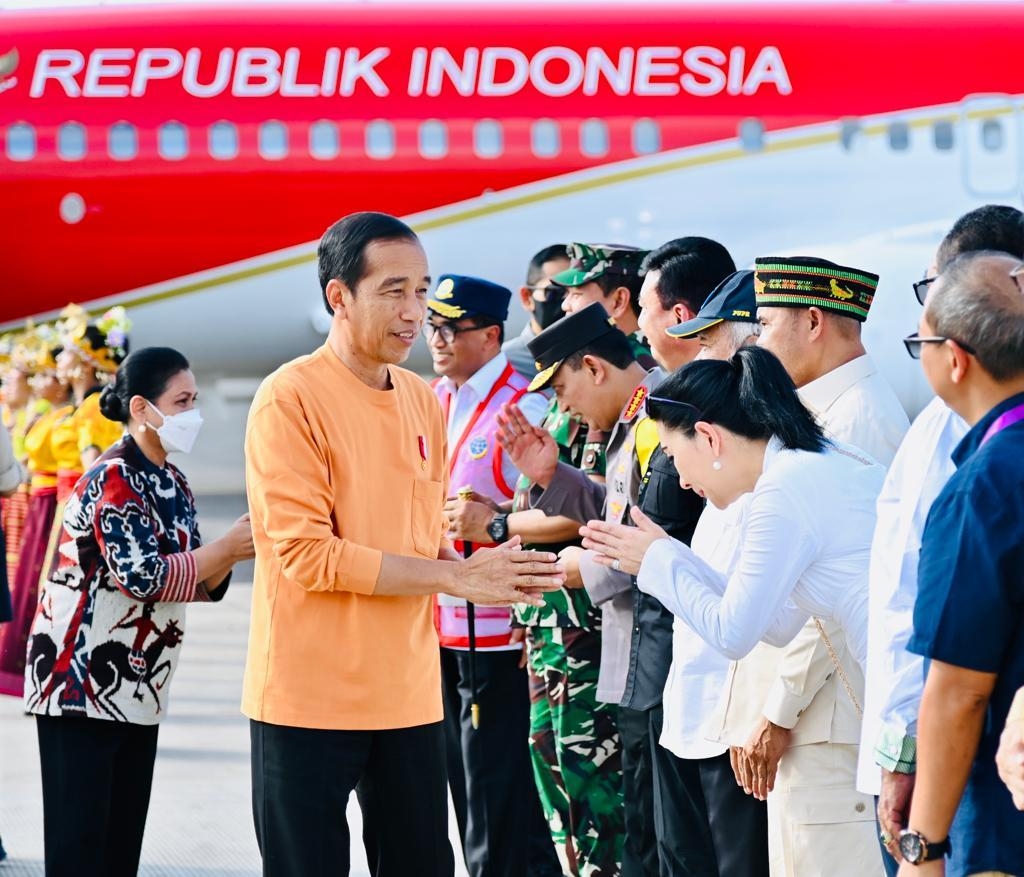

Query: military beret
[526,302,619,392]
[427,274,511,322]
[667,270,757,338]
[754,257,879,322]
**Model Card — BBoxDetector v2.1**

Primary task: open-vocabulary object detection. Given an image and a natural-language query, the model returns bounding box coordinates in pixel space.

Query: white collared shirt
[798,354,909,466]
[437,352,548,488]
[855,397,968,794]
[639,437,884,669]
[658,500,739,759]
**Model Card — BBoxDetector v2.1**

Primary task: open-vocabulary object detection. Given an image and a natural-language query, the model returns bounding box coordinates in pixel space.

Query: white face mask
[147,401,203,455]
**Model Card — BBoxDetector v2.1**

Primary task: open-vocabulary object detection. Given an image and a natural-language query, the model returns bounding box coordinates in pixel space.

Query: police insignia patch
[469,436,489,459]
[623,385,648,421]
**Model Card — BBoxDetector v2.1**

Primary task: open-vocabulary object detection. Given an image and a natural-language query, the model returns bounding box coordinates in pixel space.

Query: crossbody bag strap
[813,617,863,718]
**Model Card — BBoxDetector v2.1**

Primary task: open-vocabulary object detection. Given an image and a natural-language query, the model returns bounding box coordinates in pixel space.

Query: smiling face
[328,238,431,370]
[550,358,619,431]
[426,316,498,384]
[657,420,757,509]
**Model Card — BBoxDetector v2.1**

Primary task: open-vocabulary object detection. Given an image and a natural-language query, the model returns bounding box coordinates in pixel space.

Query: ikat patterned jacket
[24,435,227,724]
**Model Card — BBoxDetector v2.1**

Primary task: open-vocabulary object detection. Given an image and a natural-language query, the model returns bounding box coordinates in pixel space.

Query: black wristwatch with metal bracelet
[486,512,510,544]
[898,829,951,864]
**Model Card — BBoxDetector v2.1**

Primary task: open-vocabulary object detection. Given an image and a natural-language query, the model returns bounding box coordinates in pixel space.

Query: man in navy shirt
[902,250,1024,876]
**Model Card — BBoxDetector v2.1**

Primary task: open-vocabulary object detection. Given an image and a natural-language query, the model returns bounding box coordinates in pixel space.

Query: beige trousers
[767,741,882,877]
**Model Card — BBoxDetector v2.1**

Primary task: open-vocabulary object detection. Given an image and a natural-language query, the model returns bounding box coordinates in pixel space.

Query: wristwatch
[486,512,510,544]
[898,829,951,864]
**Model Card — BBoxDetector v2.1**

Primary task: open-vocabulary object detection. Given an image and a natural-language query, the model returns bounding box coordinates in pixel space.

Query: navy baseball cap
[667,270,757,338]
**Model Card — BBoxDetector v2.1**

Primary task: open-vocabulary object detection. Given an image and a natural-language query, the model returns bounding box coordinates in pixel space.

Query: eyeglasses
[903,332,977,359]
[644,395,704,421]
[422,322,492,344]
[913,275,937,306]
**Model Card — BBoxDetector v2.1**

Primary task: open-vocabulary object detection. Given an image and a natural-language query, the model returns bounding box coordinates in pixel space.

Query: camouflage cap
[551,243,649,289]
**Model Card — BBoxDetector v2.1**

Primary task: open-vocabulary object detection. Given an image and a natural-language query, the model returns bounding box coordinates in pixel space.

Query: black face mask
[533,294,565,330]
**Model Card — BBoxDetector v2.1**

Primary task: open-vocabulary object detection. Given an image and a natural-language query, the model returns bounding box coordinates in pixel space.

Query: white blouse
[638,436,884,671]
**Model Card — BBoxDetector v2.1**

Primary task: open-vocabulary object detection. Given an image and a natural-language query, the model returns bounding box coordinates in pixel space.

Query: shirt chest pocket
[411,479,445,558]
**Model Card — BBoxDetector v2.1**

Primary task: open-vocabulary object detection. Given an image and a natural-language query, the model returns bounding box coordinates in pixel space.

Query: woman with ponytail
[581,345,884,671]
[24,346,255,877]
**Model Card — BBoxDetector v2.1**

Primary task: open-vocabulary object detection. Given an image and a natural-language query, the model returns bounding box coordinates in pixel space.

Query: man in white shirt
[865,204,1024,876]
[707,256,909,877]
[426,274,558,877]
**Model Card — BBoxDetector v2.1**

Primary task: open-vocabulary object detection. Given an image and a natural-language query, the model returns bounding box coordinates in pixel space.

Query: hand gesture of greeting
[496,402,558,489]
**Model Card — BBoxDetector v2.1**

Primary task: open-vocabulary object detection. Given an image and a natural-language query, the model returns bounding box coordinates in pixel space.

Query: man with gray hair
[869,204,1024,876]
[665,269,761,360]
[900,250,1024,875]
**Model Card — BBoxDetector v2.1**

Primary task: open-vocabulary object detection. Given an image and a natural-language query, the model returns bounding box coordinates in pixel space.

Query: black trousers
[650,706,769,877]
[250,718,455,877]
[36,714,159,877]
[618,705,661,877]
[441,647,560,877]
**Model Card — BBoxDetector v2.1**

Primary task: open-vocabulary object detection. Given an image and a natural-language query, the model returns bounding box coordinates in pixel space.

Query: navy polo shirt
[910,391,1024,876]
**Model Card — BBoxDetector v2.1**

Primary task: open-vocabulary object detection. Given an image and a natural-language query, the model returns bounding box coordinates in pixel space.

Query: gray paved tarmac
[0,495,469,877]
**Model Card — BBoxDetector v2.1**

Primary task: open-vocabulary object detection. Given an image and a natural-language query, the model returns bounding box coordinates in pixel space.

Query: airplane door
[961,95,1021,196]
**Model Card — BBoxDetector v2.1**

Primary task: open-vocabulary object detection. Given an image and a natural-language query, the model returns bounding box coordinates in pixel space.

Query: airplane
[2,0,1023,422]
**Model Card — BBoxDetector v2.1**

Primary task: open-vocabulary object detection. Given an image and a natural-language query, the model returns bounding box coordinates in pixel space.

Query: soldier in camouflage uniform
[510,403,622,877]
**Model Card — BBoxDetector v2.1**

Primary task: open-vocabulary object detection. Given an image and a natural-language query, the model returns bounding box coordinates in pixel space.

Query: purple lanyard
[980,401,1024,446]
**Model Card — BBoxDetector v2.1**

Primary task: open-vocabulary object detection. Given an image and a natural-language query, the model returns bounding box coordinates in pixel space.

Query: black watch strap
[487,513,510,544]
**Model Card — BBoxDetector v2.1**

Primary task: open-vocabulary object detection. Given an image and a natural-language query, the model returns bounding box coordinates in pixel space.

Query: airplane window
[933,120,955,151]
[5,122,35,161]
[57,122,87,161]
[158,122,188,160]
[981,119,1004,152]
[209,121,239,160]
[473,119,502,159]
[531,119,560,158]
[839,119,861,151]
[739,118,765,152]
[580,119,609,158]
[259,121,288,160]
[109,122,138,161]
[419,120,447,159]
[632,118,660,155]
[888,121,910,151]
[310,121,339,159]
[366,120,395,159]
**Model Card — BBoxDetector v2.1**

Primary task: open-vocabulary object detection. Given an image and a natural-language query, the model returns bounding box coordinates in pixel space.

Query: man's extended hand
[557,545,585,589]
[449,537,564,607]
[878,768,916,861]
[497,402,559,489]
[444,496,497,544]
[732,716,791,801]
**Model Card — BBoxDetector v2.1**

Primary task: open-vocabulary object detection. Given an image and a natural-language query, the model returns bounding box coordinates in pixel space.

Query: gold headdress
[56,303,131,375]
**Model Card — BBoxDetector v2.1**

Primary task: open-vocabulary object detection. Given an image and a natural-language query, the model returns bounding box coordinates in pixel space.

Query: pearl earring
[139,423,147,433]
[712,460,722,471]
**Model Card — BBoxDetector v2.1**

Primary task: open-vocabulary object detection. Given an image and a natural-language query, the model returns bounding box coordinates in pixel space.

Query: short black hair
[595,271,645,317]
[641,237,737,313]
[99,347,190,423]
[562,327,637,373]
[317,212,419,315]
[937,205,1024,271]
[647,346,826,452]
[526,244,569,287]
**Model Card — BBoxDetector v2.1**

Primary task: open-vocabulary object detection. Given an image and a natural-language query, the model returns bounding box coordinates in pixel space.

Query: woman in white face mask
[24,346,255,877]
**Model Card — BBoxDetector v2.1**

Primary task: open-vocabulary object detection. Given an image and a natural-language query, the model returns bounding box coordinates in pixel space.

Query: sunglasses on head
[644,395,703,420]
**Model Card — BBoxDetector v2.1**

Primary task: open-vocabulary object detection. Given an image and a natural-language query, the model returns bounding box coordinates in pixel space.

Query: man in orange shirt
[243,212,564,877]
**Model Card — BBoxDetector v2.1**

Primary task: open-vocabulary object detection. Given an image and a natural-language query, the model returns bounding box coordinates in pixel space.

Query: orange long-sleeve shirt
[242,344,450,730]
